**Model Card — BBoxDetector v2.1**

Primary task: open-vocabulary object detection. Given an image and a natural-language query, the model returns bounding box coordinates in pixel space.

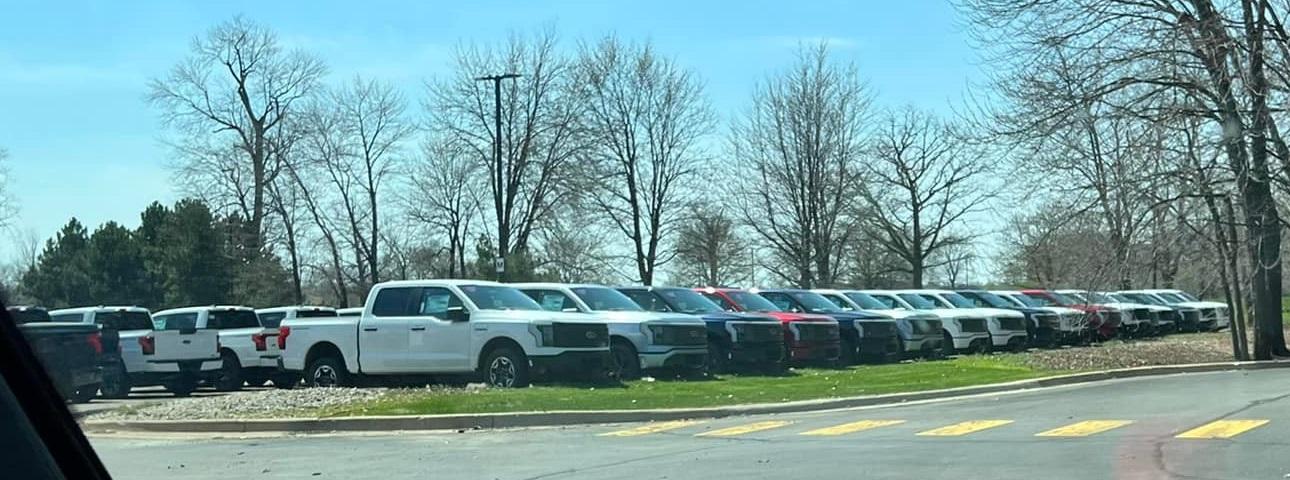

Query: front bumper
[530,350,612,376]
[787,340,840,363]
[729,341,784,365]
[989,330,1029,347]
[859,336,901,359]
[949,332,991,349]
[640,346,708,369]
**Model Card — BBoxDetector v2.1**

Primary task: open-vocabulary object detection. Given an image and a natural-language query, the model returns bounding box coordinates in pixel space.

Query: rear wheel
[839,336,859,365]
[213,351,243,391]
[305,356,349,388]
[481,347,530,388]
[100,361,132,399]
[610,341,641,380]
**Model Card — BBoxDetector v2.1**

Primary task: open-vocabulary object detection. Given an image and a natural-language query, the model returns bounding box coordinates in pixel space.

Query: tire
[610,341,641,380]
[70,384,99,403]
[305,356,350,388]
[271,373,300,390]
[941,331,956,356]
[213,351,244,391]
[481,346,530,388]
[165,376,198,397]
[971,339,992,355]
[839,336,859,365]
[706,340,731,374]
[100,361,132,399]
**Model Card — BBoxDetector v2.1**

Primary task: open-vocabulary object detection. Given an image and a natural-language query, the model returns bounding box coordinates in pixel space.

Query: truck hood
[691,311,780,324]
[475,310,605,324]
[1037,306,1084,316]
[864,309,939,321]
[916,309,980,320]
[591,310,704,325]
[948,307,1024,319]
[760,311,837,324]
[1173,301,1227,310]
[823,311,895,322]
[1098,302,1172,313]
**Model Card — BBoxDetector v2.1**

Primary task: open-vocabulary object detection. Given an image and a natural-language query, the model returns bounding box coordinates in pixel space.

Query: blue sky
[0,0,985,258]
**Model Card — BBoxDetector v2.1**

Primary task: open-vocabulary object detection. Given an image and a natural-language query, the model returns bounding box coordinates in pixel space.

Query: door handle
[362,327,378,332]
[410,327,427,331]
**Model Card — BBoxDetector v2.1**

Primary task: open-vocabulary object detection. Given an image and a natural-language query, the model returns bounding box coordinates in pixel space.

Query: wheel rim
[488,357,517,387]
[313,365,338,387]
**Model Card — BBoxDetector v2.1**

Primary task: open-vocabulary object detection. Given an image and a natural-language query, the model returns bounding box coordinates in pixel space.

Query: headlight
[529,323,555,347]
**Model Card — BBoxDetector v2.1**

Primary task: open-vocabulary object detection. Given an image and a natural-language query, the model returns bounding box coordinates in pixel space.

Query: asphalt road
[89,369,1290,479]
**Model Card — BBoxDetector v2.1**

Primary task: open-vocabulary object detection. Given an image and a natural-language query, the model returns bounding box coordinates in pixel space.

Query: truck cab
[515,283,710,378]
[279,280,612,388]
[697,287,840,365]
[860,291,992,354]
[152,305,275,391]
[895,290,1030,352]
[47,306,220,398]
[811,289,945,358]
[751,289,901,363]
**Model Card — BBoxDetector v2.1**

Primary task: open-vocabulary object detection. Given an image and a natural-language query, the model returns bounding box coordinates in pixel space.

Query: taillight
[277,326,291,350]
[86,332,103,355]
[252,333,267,351]
[138,335,155,355]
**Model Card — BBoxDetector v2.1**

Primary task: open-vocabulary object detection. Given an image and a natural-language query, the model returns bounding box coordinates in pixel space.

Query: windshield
[96,311,153,331]
[1130,293,1168,305]
[898,294,939,310]
[843,292,889,310]
[940,292,977,308]
[866,294,905,309]
[1085,292,1114,303]
[1005,294,1044,308]
[461,285,544,311]
[1156,293,1188,303]
[724,290,782,313]
[1062,292,1088,303]
[790,292,844,313]
[819,294,856,311]
[962,291,1014,309]
[571,287,643,312]
[657,288,722,314]
[1174,291,1201,301]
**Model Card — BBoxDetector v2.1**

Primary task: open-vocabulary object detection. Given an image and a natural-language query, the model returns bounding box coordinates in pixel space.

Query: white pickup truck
[278,280,613,388]
[152,306,278,391]
[897,290,1031,352]
[859,290,993,354]
[49,306,222,397]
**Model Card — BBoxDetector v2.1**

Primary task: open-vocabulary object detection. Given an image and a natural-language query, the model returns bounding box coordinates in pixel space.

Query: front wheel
[481,347,530,388]
[610,341,641,380]
[706,341,731,374]
[941,332,956,357]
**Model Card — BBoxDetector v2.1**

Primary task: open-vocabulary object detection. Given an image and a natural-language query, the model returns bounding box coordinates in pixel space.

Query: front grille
[857,320,897,338]
[1035,314,1059,328]
[733,322,783,343]
[1158,310,1179,324]
[551,322,610,348]
[1103,311,1122,326]
[653,325,708,346]
[1200,308,1217,322]
[796,322,840,342]
[907,318,942,335]
[1064,313,1088,329]
[1132,308,1151,322]
[997,317,1026,331]
[959,318,987,333]
[1181,310,1201,325]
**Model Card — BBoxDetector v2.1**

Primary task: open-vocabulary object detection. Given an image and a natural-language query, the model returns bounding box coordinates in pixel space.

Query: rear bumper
[729,341,784,365]
[640,346,708,369]
[530,351,612,376]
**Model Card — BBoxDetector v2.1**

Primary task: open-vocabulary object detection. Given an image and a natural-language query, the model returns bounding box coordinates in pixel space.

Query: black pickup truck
[9,306,104,403]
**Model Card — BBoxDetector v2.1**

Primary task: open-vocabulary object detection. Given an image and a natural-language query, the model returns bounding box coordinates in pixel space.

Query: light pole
[475,73,521,282]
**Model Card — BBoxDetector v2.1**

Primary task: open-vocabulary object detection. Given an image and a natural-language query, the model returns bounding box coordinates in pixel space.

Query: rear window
[95,311,153,331]
[155,313,198,330]
[206,310,261,329]
[297,309,337,318]
[50,313,83,323]
[258,312,288,328]
[10,309,51,324]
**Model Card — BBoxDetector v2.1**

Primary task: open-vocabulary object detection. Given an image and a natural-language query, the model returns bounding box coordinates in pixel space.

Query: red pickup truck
[1020,289,1121,340]
[696,287,841,365]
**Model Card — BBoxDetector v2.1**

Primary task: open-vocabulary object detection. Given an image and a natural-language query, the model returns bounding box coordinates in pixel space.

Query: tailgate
[151,330,220,362]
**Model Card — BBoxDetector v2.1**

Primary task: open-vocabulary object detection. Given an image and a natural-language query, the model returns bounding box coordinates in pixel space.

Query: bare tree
[405,136,482,278]
[0,148,14,230]
[427,29,586,279]
[727,44,871,287]
[574,36,714,285]
[670,208,753,287]
[148,16,326,251]
[860,108,994,288]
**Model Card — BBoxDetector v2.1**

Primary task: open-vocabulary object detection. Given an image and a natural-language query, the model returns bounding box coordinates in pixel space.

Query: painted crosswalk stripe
[800,420,906,436]
[695,421,792,437]
[916,420,1014,436]
[1036,420,1133,437]
[599,420,705,437]
[1176,420,1270,439]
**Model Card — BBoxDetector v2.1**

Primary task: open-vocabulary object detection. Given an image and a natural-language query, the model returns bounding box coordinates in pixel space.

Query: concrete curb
[82,360,1290,434]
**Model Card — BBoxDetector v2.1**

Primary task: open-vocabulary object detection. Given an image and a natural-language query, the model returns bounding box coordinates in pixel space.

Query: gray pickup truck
[9,306,104,403]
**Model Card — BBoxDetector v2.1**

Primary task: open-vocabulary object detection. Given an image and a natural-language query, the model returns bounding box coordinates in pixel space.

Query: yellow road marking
[1036,420,1133,437]
[801,420,906,436]
[916,420,1013,437]
[1176,420,1269,439]
[695,421,792,437]
[599,420,705,437]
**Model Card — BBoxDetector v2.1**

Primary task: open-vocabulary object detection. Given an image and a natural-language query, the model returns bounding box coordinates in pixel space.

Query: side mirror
[446,306,470,322]
[561,307,581,313]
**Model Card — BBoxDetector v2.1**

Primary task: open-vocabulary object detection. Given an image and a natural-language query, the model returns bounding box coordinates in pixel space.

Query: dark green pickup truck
[10,306,104,403]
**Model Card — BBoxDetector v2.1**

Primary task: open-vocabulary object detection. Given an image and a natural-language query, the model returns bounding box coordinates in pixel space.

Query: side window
[157,313,198,330]
[702,293,736,312]
[760,293,800,312]
[522,290,577,312]
[372,287,416,317]
[622,291,669,312]
[50,313,82,323]
[415,287,462,318]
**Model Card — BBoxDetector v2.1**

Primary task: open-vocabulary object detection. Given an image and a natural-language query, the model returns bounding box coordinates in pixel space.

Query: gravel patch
[90,387,386,421]
[1016,332,1243,371]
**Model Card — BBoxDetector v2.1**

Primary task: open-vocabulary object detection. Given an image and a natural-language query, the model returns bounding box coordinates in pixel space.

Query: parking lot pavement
[89,368,1290,479]
[70,386,252,417]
